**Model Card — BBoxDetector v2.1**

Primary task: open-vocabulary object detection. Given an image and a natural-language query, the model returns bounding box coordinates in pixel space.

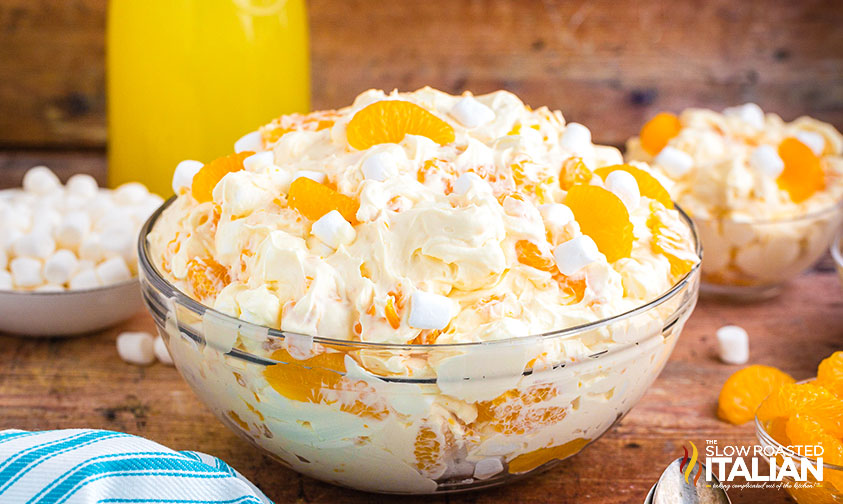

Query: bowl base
[700,281,783,302]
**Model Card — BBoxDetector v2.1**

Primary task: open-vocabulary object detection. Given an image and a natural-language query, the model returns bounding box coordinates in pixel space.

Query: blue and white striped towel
[0,429,273,504]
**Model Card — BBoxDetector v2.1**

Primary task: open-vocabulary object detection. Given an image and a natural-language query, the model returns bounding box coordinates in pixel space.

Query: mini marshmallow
[65,173,99,199]
[22,166,61,195]
[0,228,23,254]
[293,170,327,184]
[450,96,495,128]
[113,182,149,206]
[69,268,100,290]
[29,205,61,234]
[560,123,592,155]
[554,235,602,275]
[172,160,204,193]
[35,284,64,292]
[361,152,397,182]
[408,290,454,330]
[655,146,694,178]
[116,331,156,366]
[44,249,79,285]
[311,210,356,249]
[95,256,131,285]
[0,248,6,270]
[55,211,91,249]
[795,131,825,156]
[234,130,263,153]
[78,234,105,262]
[723,103,765,130]
[604,170,640,211]
[153,335,174,365]
[0,270,12,290]
[539,203,575,227]
[453,172,488,195]
[750,145,785,178]
[10,257,43,288]
[13,230,55,259]
[716,325,749,365]
[473,458,504,480]
[242,151,275,172]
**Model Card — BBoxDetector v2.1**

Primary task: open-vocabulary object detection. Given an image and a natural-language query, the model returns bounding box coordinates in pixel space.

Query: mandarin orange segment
[786,414,843,464]
[186,257,230,302]
[287,177,360,224]
[639,112,682,155]
[507,437,589,474]
[558,157,593,190]
[385,296,401,330]
[757,383,843,437]
[717,365,795,425]
[647,207,699,278]
[190,151,254,203]
[413,423,453,479]
[515,239,556,272]
[777,137,825,203]
[818,351,843,399]
[594,164,674,209]
[346,100,455,150]
[564,185,633,262]
[476,384,566,435]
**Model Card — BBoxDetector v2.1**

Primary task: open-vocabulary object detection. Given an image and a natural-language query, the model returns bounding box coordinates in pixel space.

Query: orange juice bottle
[107,0,310,196]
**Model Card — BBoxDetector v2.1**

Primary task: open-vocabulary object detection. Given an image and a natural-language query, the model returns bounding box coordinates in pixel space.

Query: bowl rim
[831,227,843,268]
[138,196,702,351]
[0,277,139,296]
[689,198,843,226]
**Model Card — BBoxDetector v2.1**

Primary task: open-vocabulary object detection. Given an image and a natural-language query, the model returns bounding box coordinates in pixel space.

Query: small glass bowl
[832,229,843,290]
[756,409,843,503]
[138,199,701,494]
[695,202,843,301]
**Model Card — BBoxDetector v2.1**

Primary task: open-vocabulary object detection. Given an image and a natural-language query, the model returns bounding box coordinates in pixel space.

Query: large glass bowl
[695,201,843,301]
[138,198,701,494]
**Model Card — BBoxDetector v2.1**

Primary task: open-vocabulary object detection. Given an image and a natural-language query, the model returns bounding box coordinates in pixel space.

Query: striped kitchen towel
[0,429,273,504]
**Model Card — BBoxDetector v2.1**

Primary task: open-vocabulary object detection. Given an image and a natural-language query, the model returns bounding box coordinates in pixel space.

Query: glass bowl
[756,408,843,503]
[137,198,701,494]
[833,229,843,290]
[694,202,843,301]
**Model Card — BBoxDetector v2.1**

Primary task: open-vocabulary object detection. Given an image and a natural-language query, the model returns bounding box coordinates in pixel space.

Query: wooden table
[1,151,842,503]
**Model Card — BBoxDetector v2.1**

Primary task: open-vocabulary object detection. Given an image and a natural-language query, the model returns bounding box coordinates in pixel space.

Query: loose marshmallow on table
[116,331,156,366]
[153,335,173,365]
[655,146,694,178]
[361,152,398,182]
[749,145,785,179]
[450,96,496,128]
[311,210,357,249]
[10,257,43,288]
[723,103,766,130]
[716,325,749,365]
[554,235,601,275]
[604,170,640,211]
[795,131,825,156]
[408,290,454,330]
[234,130,263,153]
[22,166,61,195]
[172,160,204,193]
[44,249,79,285]
[560,123,592,156]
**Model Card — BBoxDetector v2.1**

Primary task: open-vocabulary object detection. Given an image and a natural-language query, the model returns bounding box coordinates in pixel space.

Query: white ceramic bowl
[0,279,143,337]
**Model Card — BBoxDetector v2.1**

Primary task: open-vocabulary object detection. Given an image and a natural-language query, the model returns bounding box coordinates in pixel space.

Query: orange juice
[107,0,310,196]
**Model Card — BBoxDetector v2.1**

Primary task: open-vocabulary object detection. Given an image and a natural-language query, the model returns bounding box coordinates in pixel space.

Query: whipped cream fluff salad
[626,105,843,289]
[146,88,700,492]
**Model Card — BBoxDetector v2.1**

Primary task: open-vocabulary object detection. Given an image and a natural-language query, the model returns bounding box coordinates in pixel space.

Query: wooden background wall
[0,0,841,150]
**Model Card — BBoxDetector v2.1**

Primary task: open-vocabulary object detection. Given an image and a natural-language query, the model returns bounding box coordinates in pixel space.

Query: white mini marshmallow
[69,268,100,290]
[450,96,495,128]
[361,152,398,182]
[655,146,694,177]
[29,205,61,234]
[78,234,105,262]
[242,151,275,172]
[55,211,91,249]
[0,248,6,270]
[35,284,64,292]
[116,331,156,366]
[44,249,79,285]
[95,256,131,285]
[65,173,98,199]
[13,230,55,259]
[554,235,602,275]
[723,103,765,130]
[172,160,204,193]
[153,335,174,365]
[234,130,262,153]
[0,270,12,290]
[473,458,504,480]
[750,145,785,178]
[408,290,454,330]
[10,257,43,288]
[22,166,61,195]
[795,131,825,156]
[311,210,356,249]
[453,172,489,195]
[560,123,592,155]
[716,325,749,365]
[293,170,327,184]
[539,203,575,227]
[113,182,149,206]
[604,170,640,211]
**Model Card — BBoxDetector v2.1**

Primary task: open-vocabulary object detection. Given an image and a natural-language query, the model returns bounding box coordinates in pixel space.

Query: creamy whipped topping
[626,105,843,221]
[149,87,697,349]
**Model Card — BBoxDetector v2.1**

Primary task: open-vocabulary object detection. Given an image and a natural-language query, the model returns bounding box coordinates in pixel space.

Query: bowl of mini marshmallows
[0,166,163,336]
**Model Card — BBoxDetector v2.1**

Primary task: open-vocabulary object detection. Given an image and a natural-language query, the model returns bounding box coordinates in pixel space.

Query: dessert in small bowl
[140,88,701,493]
[626,105,843,300]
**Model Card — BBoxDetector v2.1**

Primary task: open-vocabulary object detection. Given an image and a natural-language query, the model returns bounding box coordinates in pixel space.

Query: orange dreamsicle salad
[148,87,699,491]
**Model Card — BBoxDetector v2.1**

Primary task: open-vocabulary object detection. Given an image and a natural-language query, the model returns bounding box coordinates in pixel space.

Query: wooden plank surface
[1,152,842,503]
[1,0,842,149]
